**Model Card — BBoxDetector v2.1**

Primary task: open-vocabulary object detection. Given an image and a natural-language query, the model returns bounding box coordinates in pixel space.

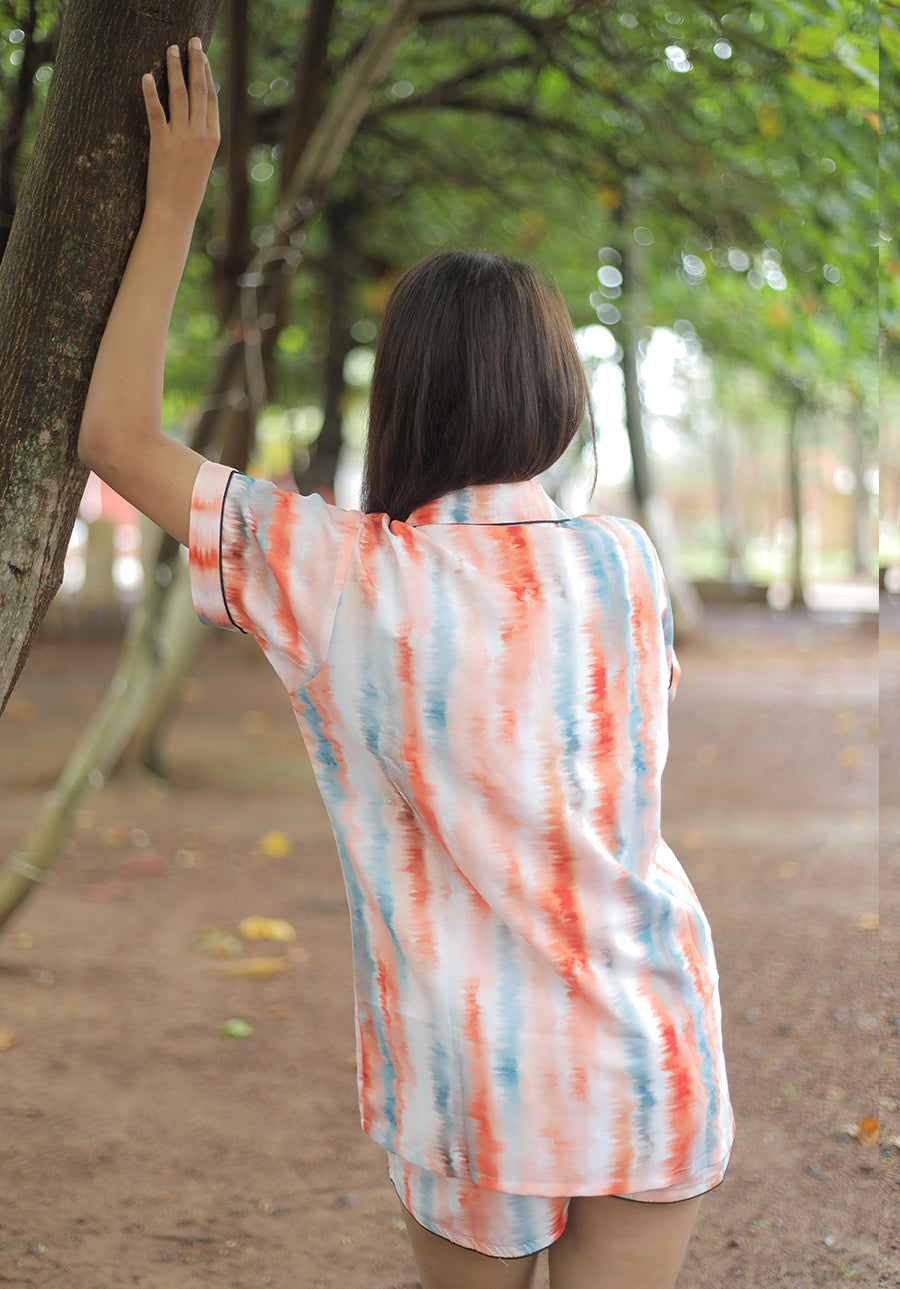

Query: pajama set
[189,461,734,1257]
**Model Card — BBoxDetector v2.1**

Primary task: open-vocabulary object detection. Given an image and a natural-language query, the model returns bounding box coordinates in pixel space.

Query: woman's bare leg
[401,1204,540,1289]
[548,1195,702,1289]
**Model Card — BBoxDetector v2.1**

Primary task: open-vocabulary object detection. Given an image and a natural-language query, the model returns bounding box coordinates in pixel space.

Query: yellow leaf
[858,911,879,930]
[842,1117,880,1144]
[858,1117,879,1147]
[839,745,861,768]
[215,956,293,979]
[238,916,297,943]
[0,1029,19,1052]
[756,103,784,139]
[260,830,292,859]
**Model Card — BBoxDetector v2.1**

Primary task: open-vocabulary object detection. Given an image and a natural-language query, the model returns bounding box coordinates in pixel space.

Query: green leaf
[221,1018,253,1039]
[790,24,835,59]
[787,69,842,111]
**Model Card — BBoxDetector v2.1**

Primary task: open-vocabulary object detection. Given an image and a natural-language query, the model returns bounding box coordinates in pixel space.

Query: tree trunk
[0,0,222,718]
[294,201,354,498]
[0,0,424,933]
[0,560,188,922]
[620,323,653,513]
[618,221,704,639]
[786,398,805,606]
[850,411,871,576]
[283,0,337,175]
[712,418,747,579]
[215,0,252,315]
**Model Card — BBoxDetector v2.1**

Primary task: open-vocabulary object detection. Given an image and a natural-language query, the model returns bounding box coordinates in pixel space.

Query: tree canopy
[0,0,884,514]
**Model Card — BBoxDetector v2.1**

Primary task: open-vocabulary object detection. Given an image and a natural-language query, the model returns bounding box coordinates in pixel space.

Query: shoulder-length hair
[361,250,593,522]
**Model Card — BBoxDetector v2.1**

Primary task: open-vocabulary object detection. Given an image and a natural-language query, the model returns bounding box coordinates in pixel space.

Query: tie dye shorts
[388,1153,719,1258]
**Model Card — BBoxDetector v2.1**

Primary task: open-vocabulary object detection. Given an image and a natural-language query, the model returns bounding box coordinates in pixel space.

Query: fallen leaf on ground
[841,1117,879,1145]
[214,956,293,979]
[221,1018,253,1038]
[260,831,292,858]
[858,912,879,930]
[839,745,861,769]
[116,853,166,878]
[857,1117,879,1146]
[0,1029,19,1051]
[238,916,297,943]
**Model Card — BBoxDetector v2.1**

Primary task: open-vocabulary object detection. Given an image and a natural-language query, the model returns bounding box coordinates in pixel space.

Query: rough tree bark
[0,0,222,717]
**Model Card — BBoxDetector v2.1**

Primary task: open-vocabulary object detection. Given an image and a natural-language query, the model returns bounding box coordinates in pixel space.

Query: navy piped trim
[219,470,246,634]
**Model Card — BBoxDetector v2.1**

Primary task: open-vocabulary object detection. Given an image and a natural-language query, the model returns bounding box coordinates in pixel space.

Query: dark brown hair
[361,250,593,521]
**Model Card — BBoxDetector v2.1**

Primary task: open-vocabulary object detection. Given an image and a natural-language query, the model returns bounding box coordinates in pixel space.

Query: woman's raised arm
[78,38,220,547]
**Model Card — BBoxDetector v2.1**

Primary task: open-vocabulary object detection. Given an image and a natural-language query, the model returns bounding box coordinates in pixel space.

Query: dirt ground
[0,604,893,1288]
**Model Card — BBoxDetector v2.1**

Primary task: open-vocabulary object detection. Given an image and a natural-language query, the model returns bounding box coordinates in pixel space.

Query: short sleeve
[646,539,680,699]
[189,460,361,689]
[610,514,680,700]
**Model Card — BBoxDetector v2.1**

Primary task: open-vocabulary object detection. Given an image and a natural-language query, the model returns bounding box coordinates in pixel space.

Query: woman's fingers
[187,37,208,126]
[141,71,167,133]
[203,50,220,133]
[143,40,217,140]
[167,43,188,124]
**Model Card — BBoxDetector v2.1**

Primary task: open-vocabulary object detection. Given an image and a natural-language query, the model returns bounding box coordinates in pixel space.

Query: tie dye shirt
[190,460,734,1199]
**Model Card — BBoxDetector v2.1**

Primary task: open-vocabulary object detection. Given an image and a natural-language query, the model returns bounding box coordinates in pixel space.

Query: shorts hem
[615,1160,732,1204]
[392,1186,565,1259]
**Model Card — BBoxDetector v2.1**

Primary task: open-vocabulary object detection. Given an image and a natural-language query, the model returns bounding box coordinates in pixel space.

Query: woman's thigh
[401,1205,540,1289]
[547,1194,702,1289]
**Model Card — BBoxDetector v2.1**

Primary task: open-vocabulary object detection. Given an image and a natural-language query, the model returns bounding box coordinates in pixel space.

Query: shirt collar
[406,480,568,526]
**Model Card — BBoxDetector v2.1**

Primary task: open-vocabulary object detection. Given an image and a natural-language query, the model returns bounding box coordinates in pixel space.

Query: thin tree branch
[282,0,336,176]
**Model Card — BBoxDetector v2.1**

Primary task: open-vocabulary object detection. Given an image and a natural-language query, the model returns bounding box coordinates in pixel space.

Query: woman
[78,40,733,1289]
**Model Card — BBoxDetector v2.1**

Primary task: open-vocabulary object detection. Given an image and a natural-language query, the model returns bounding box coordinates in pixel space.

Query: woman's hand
[141,38,220,229]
